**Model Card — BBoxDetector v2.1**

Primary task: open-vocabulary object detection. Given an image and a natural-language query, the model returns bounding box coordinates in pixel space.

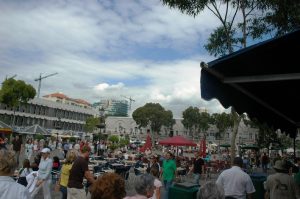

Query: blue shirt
[0,176,31,199]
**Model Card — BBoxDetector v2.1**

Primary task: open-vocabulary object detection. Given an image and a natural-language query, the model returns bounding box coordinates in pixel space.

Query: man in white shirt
[216,157,255,199]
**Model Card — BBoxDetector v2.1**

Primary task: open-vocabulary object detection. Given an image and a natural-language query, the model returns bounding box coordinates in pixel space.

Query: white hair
[198,181,225,199]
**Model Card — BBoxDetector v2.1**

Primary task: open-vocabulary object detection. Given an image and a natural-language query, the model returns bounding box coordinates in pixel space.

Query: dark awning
[201,29,300,138]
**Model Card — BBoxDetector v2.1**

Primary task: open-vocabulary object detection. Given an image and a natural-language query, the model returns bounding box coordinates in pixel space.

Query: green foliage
[211,112,233,133]
[278,133,293,149]
[182,106,200,132]
[108,143,118,151]
[84,117,100,133]
[34,134,45,141]
[198,112,211,132]
[255,0,300,37]
[250,119,278,149]
[0,78,36,107]
[182,107,212,138]
[108,135,119,143]
[132,103,174,133]
[204,25,239,56]
[161,0,208,17]
[69,137,76,143]
[119,138,129,148]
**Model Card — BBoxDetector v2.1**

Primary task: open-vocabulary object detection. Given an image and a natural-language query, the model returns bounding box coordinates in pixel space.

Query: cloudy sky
[0,0,228,118]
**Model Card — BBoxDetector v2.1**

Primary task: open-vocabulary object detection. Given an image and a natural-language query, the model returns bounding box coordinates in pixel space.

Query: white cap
[41,148,51,153]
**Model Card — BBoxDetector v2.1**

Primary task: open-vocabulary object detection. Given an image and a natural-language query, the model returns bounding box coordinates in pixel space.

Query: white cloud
[0,0,227,118]
[94,82,125,91]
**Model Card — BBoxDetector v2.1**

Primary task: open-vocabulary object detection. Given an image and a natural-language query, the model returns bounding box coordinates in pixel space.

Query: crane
[121,95,135,110]
[34,72,58,98]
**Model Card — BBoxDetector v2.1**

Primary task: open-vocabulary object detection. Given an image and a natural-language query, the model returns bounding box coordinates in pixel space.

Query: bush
[34,134,45,141]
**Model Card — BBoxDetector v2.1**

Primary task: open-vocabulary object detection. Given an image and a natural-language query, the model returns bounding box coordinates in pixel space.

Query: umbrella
[0,121,12,134]
[240,144,259,150]
[139,134,152,152]
[219,144,231,148]
[159,136,197,146]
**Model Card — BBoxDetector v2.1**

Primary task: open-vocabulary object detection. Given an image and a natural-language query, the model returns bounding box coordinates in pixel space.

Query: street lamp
[55,117,62,149]
[96,107,106,142]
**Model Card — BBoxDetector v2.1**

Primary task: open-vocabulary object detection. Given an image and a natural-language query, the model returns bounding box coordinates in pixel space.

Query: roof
[21,124,50,135]
[44,92,68,99]
[200,29,300,138]
[43,92,91,106]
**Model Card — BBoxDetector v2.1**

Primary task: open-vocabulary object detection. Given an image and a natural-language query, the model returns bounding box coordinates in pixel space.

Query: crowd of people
[1,133,300,199]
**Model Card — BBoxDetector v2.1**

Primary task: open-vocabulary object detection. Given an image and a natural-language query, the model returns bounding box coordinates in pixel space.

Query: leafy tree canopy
[182,106,200,131]
[84,117,99,133]
[211,112,234,134]
[0,78,36,107]
[132,103,174,133]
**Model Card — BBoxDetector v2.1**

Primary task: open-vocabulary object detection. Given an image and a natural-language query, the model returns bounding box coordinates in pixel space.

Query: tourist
[12,135,22,166]
[216,157,255,199]
[188,152,205,185]
[198,181,224,199]
[67,145,95,199]
[90,173,126,199]
[150,167,162,199]
[17,159,32,187]
[124,174,155,199]
[265,160,300,199]
[25,139,34,161]
[0,149,31,199]
[56,150,77,199]
[161,151,176,199]
[147,155,160,174]
[31,148,53,199]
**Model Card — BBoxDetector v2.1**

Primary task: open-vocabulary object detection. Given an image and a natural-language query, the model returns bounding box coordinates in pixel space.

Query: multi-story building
[93,99,128,117]
[0,97,96,136]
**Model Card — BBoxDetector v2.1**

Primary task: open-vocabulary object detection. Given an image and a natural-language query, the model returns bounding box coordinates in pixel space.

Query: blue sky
[0,0,228,117]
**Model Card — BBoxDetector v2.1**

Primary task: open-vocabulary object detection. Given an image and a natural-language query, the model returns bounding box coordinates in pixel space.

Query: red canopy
[159,136,197,146]
[139,134,152,152]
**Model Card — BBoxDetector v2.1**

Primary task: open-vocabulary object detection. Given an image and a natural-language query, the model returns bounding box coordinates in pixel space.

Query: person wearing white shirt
[216,157,255,199]
[0,149,31,199]
[31,148,53,199]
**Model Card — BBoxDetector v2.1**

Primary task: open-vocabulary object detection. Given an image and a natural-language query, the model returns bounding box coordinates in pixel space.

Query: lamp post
[55,117,62,149]
[96,107,106,142]
[96,107,105,156]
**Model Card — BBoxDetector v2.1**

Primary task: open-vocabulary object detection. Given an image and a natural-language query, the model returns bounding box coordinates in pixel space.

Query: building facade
[93,99,129,117]
[0,97,96,136]
[104,117,258,145]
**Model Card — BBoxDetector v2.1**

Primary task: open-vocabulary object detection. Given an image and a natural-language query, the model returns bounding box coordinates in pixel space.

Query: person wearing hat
[264,159,300,199]
[216,157,255,199]
[67,145,95,199]
[31,147,53,199]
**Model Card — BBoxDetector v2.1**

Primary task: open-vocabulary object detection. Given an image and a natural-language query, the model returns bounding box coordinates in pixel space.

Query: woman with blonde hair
[0,149,31,199]
[56,149,77,199]
[90,173,126,199]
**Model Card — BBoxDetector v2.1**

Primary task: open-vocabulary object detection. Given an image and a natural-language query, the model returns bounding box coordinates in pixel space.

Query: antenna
[121,95,135,110]
[34,72,58,98]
